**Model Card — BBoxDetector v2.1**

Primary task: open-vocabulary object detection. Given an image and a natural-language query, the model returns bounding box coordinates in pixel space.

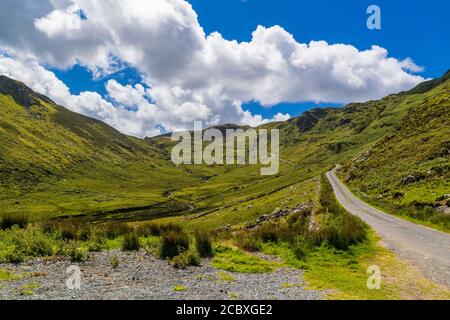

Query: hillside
[0,76,203,219]
[0,71,449,232]
[339,72,450,229]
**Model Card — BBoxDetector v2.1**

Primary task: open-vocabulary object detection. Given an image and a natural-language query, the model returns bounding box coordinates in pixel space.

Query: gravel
[0,250,324,300]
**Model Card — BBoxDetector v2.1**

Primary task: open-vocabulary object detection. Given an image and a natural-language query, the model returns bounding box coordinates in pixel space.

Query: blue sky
[190,0,449,118]
[54,0,449,120]
[0,0,448,136]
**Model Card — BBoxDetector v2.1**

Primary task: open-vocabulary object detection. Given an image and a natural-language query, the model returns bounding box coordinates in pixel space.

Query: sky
[0,0,448,137]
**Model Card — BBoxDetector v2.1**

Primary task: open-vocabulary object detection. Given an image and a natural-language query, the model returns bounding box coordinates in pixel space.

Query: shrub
[62,241,88,262]
[69,247,88,262]
[1,214,28,230]
[233,233,261,252]
[195,231,213,257]
[255,224,280,243]
[136,222,162,237]
[122,233,141,251]
[5,251,25,264]
[323,213,366,250]
[160,231,189,259]
[60,223,79,240]
[100,223,133,239]
[88,235,105,252]
[110,255,120,268]
[40,220,59,234]
[171,248,201,269]
[292,238,309,260]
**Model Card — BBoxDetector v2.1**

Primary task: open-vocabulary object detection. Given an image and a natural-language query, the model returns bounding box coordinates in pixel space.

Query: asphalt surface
[327,168,450,288]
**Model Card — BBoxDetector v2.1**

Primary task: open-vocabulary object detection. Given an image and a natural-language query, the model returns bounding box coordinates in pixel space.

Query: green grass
[303,231,450,300]
[0,269,21,281]
[212,245,278,273]
[217,271,236,282]
[173,285,187,292]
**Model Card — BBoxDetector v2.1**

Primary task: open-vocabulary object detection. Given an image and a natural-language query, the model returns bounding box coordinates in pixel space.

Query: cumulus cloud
[0,0,425,137]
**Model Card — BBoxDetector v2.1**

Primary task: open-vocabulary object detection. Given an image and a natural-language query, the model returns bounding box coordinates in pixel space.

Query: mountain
[0,71,449,230]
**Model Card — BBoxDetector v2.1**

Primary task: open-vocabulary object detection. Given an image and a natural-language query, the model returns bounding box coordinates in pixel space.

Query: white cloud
[0,0,426,137]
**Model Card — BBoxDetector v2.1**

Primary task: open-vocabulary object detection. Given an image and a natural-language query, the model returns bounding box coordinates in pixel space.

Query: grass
[303,231,450,300]
[17,282,40,296]
[211,245,278,273]
[173,285,187,292]
[0,269,21,281]
[217,271,236,282]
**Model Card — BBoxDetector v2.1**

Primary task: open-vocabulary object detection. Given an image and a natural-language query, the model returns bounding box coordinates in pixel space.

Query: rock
[436,206,450,215]
[401,175,417,185]
[247,205,253,209]
[272,207,282,215]
[244,223,258,230]
[257,215,269,222]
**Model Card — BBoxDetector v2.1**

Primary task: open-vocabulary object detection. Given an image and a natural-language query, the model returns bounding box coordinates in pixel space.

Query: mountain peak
[0,75,54,108]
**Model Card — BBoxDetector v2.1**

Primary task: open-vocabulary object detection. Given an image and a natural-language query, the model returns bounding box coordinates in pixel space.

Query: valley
[0,71,449,299]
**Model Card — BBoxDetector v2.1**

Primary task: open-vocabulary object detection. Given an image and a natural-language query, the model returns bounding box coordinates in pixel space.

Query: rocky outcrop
[244,202,314,230]
[0,75,54,108]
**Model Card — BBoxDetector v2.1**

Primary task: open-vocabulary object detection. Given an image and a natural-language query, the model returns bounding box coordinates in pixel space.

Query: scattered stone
[0,251,325,300]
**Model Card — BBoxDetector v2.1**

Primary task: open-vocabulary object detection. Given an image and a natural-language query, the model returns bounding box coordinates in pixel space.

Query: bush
[292,238,309,260]
[110,255,120,268]
[40,220,59,234]
[255,224,280,243]
[100,223,133,239]
[1,214,28,230]
[60,222,79,240]
[88,235,105,252]
[323,213,366,250]
[122,233,141,251]
[136,222,162,237]
[5,251,25,264]
[69,246,88,262]
[195,231,213,257]
[160,231,189,259]
[233,233,261,252]
[171,248,201,269]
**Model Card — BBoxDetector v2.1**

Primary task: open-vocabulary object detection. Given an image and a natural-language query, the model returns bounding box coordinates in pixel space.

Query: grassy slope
[339,75,450,230]
[0,77,203,220]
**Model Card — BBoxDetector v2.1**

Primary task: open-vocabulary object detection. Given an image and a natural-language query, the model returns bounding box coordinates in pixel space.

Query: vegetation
[195,231,214,257]
[0,71,449,299]
[122,233,141,251]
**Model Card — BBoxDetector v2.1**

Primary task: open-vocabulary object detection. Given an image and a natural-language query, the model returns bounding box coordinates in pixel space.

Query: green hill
[0,71,449,231]
[339,73,450,229]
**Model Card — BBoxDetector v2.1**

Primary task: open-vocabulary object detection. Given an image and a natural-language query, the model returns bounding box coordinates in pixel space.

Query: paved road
[327,168,450,288]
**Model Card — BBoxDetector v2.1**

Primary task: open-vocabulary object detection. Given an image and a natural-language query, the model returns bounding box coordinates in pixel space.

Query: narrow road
[327,168,450,288]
